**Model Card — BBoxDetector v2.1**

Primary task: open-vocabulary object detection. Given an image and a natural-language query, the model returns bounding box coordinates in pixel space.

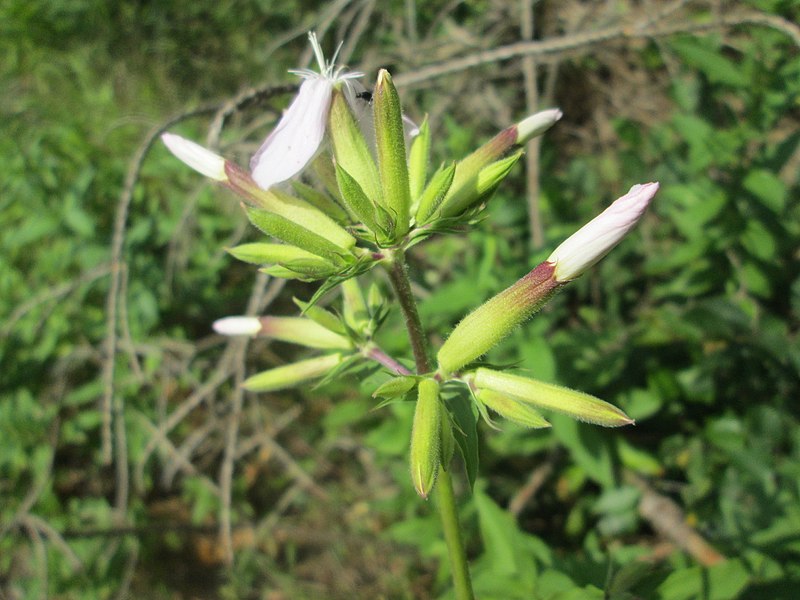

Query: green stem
[386,249,431,373]
[385,248,475,600]
[436,467,474,600]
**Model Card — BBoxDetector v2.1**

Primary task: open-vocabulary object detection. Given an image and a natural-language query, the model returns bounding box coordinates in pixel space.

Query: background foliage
[1,0,799,598]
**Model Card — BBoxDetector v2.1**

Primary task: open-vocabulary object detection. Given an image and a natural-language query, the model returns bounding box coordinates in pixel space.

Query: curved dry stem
[393,11,800,89]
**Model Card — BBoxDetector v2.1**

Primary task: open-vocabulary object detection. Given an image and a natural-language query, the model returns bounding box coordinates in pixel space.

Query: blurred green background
[2,0,799,598]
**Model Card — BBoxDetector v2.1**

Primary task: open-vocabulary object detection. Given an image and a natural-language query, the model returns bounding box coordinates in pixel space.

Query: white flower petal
[249,77,334,190]
[161,133,227,181]
[212,316,263,336]
[547,182,659,281]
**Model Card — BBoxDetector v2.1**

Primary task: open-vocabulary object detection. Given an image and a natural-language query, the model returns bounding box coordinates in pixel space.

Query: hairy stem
[386,249,431,372]
[385,249,475,600]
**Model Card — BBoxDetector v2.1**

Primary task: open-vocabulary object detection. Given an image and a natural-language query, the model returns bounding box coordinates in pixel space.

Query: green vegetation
[2,1,799,598]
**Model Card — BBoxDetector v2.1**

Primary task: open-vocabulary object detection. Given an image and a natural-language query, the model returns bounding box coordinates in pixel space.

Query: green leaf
[334,162,388,237]
[414,161,456,224]
[741,219,777,261]
[250,186,356,250]
[293,297,346,334]
[372,375,419,399]
[262,259,337,281]
[656,560,750,600]
[550,415,615,487]
[473,486,525,576]
[743,168,787,214]
[671,37,749,87]
[449,391,479,490]
[439,151,523,218]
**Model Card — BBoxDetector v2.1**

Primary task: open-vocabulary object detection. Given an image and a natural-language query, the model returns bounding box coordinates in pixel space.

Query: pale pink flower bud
[547,182,659,282]
[515,108,563,143]
[161,133,227,181]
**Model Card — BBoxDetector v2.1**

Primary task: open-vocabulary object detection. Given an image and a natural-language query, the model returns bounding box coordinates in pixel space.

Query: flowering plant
[163,32,657,598]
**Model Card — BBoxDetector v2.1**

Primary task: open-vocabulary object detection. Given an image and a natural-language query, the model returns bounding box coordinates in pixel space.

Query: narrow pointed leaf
[293,297,346,334]
[266,188,355,250]
[335,162,387,235]
[372,376,419,399]
[261,262,335,281]
[440,412,455,471]
[408,116,430,206]
[341,278,369,334]
[415,162,456,224]
[227,164,354,249]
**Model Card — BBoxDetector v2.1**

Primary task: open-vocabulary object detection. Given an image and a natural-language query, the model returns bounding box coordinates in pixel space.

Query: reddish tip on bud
[437,262,560,375]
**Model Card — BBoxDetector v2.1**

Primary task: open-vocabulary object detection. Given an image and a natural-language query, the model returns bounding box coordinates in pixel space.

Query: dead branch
[629,473,726,567]
[393,11,800,89]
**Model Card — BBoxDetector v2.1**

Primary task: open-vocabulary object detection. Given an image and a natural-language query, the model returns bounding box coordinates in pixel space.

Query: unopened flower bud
[373,69,412,239]
[161,133,227,181]
[516,108,563,144]
[548,182,659,282]
[329,89,383,205]
[408,117,430,203]
[410,378,441,499]
[475,388,551,429]
[437,108,561,218]
[243,353,343,392]
[473,368,633,427]
[213,315,351,350]
[437,262,560,375]
[260,316,352,349]
[213,316,262,336]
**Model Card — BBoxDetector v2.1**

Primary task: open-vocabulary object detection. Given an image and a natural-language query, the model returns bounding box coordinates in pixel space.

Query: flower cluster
[163,32,658,498]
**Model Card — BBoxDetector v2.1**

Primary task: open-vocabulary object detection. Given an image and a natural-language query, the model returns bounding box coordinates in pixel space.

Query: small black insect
[355,90,373,103]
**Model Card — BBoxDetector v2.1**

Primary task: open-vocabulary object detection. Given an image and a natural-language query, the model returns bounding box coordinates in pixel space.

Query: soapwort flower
[249,32,364,190]
[162,32,364,192]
